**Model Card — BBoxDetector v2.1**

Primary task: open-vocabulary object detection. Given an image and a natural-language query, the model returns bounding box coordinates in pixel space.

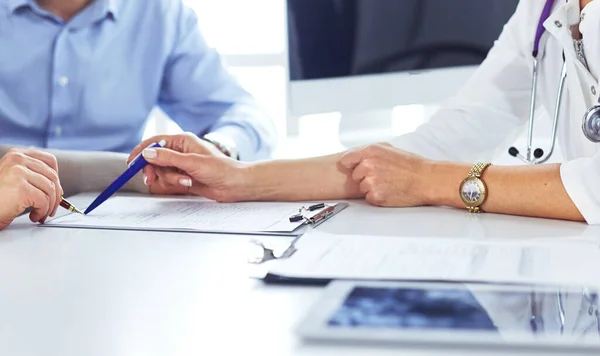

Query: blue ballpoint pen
[84,140,167,215]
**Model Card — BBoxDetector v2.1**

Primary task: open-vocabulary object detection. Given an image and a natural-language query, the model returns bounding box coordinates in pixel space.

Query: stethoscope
[530,287,600,336]
[509,0,600,164]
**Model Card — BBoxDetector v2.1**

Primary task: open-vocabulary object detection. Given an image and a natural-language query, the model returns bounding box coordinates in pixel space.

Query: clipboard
[43,196,349,237]
[289,202,349,228]
[245,202,349,237]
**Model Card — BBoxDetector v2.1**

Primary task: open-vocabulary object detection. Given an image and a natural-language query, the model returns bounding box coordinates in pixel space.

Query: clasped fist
[339,143,431,207]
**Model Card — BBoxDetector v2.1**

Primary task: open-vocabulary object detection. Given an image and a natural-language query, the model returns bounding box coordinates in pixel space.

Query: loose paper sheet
[268,232,600,287]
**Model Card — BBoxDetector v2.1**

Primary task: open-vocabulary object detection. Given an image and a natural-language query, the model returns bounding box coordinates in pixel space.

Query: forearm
[0,145,148,197]
[242,153,362,201]
[426,162,584,222]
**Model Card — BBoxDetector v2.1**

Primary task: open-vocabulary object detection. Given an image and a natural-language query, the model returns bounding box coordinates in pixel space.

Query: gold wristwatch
[459,162,492,213]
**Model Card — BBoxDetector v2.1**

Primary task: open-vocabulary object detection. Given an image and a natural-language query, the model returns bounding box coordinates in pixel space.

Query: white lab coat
[391,0,600,224]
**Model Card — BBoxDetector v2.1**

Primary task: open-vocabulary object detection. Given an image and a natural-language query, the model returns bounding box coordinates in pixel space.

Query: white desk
[0,193,598,356]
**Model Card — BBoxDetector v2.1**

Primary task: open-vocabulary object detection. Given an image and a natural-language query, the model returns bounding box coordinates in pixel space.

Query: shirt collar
[7,0,121,21]
[7,0,32,13]
[103,0,120,21]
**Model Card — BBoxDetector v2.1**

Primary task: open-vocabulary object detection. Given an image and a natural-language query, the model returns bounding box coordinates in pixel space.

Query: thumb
[142,148,204,173]
[339,148,366,170]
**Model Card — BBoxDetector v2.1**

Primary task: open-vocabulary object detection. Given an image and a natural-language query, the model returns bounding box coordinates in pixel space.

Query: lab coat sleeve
[558,2,600,225]
[390,1,535,163]
[560,157,600,224]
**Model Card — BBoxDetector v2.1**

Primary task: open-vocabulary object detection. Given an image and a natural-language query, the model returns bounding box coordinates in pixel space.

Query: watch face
[460,178,486,205]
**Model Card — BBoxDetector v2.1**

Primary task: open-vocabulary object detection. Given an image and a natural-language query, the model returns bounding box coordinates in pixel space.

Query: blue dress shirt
[0,0,275,160]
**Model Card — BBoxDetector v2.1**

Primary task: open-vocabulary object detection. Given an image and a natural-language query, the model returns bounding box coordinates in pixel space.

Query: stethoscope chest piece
[582,105,600,143]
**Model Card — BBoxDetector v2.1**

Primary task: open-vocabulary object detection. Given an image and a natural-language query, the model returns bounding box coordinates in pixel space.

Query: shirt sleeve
[157,2,276,161]
[389,1,534,163]
[0,145,148,198]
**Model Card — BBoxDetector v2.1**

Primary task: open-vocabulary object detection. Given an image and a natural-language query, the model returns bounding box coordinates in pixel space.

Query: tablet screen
[303,281,600,349]
[328,286,499,331]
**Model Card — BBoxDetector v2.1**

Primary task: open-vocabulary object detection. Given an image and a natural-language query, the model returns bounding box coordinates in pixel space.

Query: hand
[127,133,228,195]
[0,149,63,230]
[339,143,431,207]
[128,134,247,201]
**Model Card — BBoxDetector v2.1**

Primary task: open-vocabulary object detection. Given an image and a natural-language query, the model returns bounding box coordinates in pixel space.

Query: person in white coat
[129,0,599,224]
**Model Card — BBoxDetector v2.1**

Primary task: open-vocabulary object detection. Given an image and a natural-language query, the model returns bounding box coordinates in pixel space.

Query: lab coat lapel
[546,0,600,159]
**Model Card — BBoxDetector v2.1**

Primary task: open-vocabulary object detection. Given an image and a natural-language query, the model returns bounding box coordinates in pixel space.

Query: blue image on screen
[328,287,497,331]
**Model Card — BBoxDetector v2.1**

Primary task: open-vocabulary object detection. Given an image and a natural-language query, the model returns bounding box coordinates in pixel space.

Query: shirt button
[554,20,563,28]
[592,86,597,96]
[54,126,63,136]
[581,12,586,21]
[58,76,69,87]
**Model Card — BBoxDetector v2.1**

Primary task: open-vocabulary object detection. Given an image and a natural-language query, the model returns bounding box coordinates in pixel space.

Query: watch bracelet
[468,162,492,178]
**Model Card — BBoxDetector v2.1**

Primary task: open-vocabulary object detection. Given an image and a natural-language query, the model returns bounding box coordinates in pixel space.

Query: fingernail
[142,148,157,159]
[179,178,192,187]
[143,174,148,186]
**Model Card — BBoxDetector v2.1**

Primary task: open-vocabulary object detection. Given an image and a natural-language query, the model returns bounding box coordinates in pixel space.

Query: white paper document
[268,232,600,287]
[44,196,316,235]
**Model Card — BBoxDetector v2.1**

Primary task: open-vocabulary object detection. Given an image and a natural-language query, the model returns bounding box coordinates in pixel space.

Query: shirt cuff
[560,158,600,224]
[210,124,257,161]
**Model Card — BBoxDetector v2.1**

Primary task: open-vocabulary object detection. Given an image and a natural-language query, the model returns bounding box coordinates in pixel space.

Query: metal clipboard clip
[249,202,348,264]
[248,239,298,264]
[288,203,341,228]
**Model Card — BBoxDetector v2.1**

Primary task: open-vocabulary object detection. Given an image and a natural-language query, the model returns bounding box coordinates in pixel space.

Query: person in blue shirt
[0,0,275,161]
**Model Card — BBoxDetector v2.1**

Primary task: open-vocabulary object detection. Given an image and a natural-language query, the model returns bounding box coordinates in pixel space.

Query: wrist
[221,161,263,202]
[422,160,470,207]
[234,162,281,202]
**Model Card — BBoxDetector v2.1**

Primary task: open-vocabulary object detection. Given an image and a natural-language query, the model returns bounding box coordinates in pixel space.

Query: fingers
[27,170,57,221]
[15,149,61,216]
[339,148,364,170]
[21,179,51,223]
[127,135,172,166]
[148,178,191,196]
[142,148,204,173]
[5,150,61,218]
[365,191,386,207]
[21,156,61,217]
[359,178,387,207]
[351,159,376,183]
[340,144,396,170]
[143,166,158,186]
[358,178,373,195]
[145,163,226,201]
[154,167,193,188]
[127,133,199,165]
[13,149,59,173]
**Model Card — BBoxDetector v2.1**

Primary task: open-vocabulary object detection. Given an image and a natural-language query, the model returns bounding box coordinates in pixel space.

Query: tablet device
[297,281,600,351]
